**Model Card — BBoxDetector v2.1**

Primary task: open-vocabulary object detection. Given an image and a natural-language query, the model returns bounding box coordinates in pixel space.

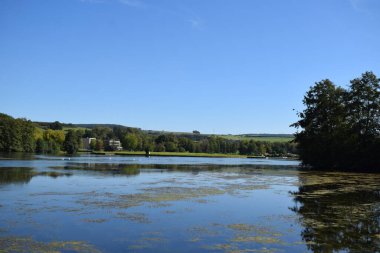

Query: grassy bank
[91,151,247,158]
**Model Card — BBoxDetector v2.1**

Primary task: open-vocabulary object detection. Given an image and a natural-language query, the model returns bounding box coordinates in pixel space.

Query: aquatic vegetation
[205,243,280,253]
[227,224,281,237]
[0,236,101,253]
[291,171,380,252]
[232,236,282,244]
[115,212,150,223]
[127,235,167,250]
[77,186,226,211]
[81,218,108,223]
[3,155,379,253]
[140,186,225,202]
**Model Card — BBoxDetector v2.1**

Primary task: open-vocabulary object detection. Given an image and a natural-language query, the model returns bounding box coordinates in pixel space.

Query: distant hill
[74,124,140,130]
[33,121,293,142]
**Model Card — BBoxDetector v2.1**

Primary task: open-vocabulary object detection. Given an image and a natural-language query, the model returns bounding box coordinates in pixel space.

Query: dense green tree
[348,71,380,138]
[293,72,380,171]
[40,129,65,153]
[92,127,113,140]
[292,80,348,168]
[49,121,63,130]
[94,139,104,151]
[155,143,166,152]
[346,72,380,169]
[35,138,46,153]
[122,133,139,151]
[63,130,79,154]
[178,137,194,152]
[165,142,178,152]
[1,112,298,157]
[0,114,36,152]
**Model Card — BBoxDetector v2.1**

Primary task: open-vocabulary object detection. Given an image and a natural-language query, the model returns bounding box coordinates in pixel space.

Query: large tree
[0,113,36,152]
[63,130,79,155]
[346,71,380,168]
[293,72,380,171]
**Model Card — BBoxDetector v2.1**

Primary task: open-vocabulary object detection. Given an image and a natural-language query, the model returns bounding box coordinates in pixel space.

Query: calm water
[0,154,379,253]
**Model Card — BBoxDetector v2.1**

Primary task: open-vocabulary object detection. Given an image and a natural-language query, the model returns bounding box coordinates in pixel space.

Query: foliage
[48,121,63,130]
[292,71,380,171]
[63,130,80,154]
[0,113,35,152]
[1,113,297,156]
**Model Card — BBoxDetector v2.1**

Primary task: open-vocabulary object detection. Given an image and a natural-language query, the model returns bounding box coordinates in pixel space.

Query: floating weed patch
[204,243,279,253]
[81,218,108,223]
[188,226,220,237]
[227,224,282,237]
[296,171,380,195]
[79,186,226,211]
[115,212,150,223]
[0,236,101,253]
[291,171,380,252]
[140,186,225,202]
[261,214,298,223]
[188,237,201,242]
[192,222,287,253]
[229,248,278,253]
[232,236,282,244]
[127,235,167,250]
[208,243,232,250]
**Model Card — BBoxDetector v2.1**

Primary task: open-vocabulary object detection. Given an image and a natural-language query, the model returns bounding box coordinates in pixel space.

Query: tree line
[0,113,296,156]
[292,71,380,171]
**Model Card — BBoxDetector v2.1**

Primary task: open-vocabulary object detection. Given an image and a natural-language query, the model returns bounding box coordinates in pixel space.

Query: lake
[0,154,379,253]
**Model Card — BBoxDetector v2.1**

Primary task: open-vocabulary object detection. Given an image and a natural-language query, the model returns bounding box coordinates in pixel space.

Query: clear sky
[1,0,379,134]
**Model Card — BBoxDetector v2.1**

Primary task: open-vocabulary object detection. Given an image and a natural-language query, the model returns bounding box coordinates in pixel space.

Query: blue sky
[1,0,379,134]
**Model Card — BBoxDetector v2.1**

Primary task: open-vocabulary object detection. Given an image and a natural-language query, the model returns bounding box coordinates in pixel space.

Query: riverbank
[90,151,247,158]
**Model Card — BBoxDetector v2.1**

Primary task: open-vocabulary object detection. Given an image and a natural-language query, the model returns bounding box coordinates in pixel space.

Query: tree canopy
[292,71,380,171]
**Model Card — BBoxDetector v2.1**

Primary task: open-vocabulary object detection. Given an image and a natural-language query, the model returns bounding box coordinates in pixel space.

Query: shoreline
[89,151,247,158]
[88,151,298,160]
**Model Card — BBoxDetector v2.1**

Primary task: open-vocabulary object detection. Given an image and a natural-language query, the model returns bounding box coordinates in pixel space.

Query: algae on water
[0,236,101,253]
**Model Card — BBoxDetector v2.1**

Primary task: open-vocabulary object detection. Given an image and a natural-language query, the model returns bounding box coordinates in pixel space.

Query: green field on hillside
[219,135,293,143]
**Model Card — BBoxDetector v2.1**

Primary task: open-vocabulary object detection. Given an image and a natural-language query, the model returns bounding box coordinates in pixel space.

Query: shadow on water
[290,171,380,252]
[49,163,298,176]
[0,152,36,160]
[0,167,72,185]
[50,163,141,176]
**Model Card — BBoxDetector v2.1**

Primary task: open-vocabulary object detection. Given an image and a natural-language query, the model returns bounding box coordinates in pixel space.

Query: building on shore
[107,139,123,151]
[82,137,96,150]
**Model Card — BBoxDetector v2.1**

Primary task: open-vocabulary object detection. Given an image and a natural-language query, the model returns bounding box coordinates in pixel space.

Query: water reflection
[50,163,141,176]
[291,172,380,252]
[0,167,72,184]
[0,152,36,160]
[50,162,296,175]
[0,167,34,184]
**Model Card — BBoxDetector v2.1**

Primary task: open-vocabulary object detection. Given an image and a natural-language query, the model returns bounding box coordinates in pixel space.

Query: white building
[108,139,123,151]
[82,137,96,150]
